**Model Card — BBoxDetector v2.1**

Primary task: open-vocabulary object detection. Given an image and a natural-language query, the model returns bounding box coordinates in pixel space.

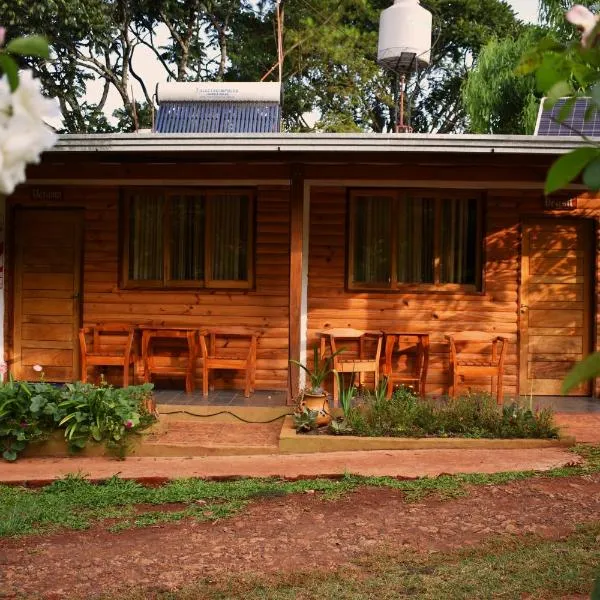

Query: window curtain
[170,195,204,280]
[353,196,391,284]
[440,198,478,284]
[397,196,434,283]
[128,193,164,280]
[211,195,249,281]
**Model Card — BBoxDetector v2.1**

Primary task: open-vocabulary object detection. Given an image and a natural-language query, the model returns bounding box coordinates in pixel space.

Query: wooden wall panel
[306,188,515,398]
[8,184,290,391]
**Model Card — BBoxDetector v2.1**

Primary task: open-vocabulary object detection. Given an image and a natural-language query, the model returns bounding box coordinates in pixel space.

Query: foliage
[0,30,49,91]
[292,406,318,433]
[0,380,156,461]
[346,387,559,439]
[463,29,542,134]
[0,380,61,461]
[290,345,341,395]
[2,0,524,133]
[57,382,156,457]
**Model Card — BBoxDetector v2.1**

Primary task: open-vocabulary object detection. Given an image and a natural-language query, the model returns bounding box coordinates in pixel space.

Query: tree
[1,0,525,133]
[463,29,542,135]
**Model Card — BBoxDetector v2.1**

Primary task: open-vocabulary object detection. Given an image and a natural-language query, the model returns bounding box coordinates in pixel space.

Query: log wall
[7,184,291,390]
[307,186,600,398]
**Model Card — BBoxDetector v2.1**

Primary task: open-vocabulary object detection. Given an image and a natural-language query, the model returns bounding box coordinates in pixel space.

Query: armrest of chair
[78,328,90,356]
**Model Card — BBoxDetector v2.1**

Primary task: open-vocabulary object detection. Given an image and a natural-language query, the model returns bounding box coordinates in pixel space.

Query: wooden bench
[198,328,258,398]
[79,324,136,387]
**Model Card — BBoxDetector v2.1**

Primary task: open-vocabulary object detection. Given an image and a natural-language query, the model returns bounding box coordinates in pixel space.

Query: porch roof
[49,133,588,156]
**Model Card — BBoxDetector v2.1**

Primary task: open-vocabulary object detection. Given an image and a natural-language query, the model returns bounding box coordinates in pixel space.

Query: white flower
[566,4,600,48]
[0,71,59,195]
[32,364,43,372]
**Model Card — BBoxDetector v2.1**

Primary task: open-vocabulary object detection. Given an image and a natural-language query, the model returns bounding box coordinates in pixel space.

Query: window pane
[170,196,204,281]
[397,196,434,283]
[440,198,479,285]
[352,196,392,284]
[128,193,164,281]
[210,194,249,281]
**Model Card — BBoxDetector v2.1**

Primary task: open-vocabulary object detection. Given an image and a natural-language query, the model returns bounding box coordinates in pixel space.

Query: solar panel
[155,101,281,133]
[535,97,600,136]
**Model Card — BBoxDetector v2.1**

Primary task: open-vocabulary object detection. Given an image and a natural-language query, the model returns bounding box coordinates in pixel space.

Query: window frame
[347,189,484,293]
[121,187,255,290]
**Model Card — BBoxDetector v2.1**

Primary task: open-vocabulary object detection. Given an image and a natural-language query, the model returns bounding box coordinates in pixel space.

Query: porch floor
[520,396,600,414]
[153,389,288,407]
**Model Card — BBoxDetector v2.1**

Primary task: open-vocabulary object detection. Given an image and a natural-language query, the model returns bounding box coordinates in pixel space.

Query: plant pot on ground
[290,345,343,427]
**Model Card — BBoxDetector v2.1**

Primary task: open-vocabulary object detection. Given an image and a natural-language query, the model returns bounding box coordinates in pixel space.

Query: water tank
[377,0,432,72]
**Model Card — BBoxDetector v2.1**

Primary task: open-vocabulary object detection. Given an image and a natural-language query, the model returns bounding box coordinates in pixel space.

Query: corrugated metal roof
[49,133,589,156]
[155,101,281,133]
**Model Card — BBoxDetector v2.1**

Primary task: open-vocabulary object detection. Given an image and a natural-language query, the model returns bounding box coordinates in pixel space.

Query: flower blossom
[0,70,59,195]
[566,4,600,47]
[32,364,43,372]
[124,419,134,429]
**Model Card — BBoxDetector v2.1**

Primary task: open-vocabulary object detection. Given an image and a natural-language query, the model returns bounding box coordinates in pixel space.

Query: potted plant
[290,345,342,426]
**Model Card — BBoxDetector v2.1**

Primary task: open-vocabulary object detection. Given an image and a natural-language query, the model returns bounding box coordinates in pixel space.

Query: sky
[86,0,541,126]
[509,0,539,23]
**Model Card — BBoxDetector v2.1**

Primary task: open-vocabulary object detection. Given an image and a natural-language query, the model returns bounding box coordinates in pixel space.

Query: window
[348,190,483,291]
[123,188,254,289]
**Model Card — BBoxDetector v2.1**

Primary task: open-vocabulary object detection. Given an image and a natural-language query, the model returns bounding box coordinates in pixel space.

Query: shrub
[0,381,156,461]
[346,387,559,439]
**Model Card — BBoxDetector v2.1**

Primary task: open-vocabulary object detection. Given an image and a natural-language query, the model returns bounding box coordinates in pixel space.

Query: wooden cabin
[2,133,598,402]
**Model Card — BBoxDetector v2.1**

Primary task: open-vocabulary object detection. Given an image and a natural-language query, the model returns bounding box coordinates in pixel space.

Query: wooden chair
[445,332,509,404]
[199,329,258,398]
[323,328,383,406]
[79,324,136,387]
[142,329,197,394]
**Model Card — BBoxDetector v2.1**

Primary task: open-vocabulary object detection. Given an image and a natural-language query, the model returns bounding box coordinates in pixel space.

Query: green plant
[0,379,62,461]
[292,406,318,432]
[290,345,343,395]
[333,370,357,419]
[57,382,156,456]
[345,388,559,440]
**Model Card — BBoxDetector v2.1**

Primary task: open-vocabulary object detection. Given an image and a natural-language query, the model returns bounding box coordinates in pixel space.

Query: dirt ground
[2,473,600,599]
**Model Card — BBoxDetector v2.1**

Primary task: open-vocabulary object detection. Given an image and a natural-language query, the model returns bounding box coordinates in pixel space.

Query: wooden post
[289,164,305,403]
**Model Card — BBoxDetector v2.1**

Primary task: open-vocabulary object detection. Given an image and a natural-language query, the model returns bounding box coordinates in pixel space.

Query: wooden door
[520,219,593,396]
[13,209,83,381]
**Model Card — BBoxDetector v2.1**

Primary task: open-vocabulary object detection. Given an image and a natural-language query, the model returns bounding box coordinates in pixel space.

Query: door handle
[520,304,528,314]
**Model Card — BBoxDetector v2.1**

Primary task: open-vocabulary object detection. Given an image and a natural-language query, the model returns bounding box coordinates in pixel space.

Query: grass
[1,445,600,538]
[95,523,600,599]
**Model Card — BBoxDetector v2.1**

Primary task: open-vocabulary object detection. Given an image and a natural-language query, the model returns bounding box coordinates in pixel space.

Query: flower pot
[300,392,331,426]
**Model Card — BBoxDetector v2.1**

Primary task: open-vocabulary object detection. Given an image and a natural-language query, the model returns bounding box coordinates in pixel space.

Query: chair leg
[123,363,129,388]
[244,368,251,398]
[374,368,379,395]
[203,364,209,397]
[451,369,458,399]
[333,372,339,408]
[81,360,87,383]
[497,371,504,405]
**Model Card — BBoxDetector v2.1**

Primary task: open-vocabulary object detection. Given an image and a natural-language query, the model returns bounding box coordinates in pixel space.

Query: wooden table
[139,326,198,394]
[383,332,429,398]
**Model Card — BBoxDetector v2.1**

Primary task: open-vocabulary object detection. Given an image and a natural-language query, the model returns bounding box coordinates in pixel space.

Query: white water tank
[377,0,432,72]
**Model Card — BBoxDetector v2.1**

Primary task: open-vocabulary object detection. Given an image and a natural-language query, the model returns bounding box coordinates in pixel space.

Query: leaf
[5,35,50,58]
[583,158,600,190]
[562,353,600,394]
[546,81,573,105]
[545,147,599,195]
[0,54,19,91]
[2,449,17,461]
[557,96,577,122]
[535,56,565,94]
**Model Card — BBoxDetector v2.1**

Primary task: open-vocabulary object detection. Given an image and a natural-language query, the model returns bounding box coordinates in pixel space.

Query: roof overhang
[46,133,592,156]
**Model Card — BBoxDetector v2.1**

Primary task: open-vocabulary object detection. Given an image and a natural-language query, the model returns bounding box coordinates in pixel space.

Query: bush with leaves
[344,387,558,439]
[0,381,156,461]
[0,380,61,460]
